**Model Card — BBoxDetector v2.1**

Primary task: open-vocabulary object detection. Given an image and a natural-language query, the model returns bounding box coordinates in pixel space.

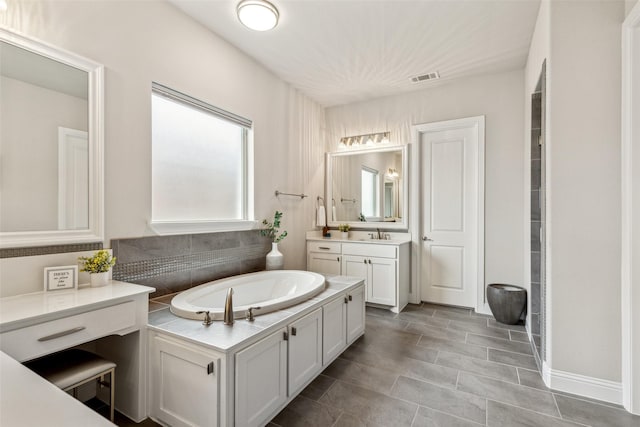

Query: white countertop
[307,230,411,245]
[148,276,364,353]
[0,281,155,332]
[0,350,115,426]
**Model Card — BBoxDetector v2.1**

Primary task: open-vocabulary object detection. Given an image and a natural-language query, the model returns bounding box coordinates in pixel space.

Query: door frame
[410,116,486,313]
[622,2,640,415]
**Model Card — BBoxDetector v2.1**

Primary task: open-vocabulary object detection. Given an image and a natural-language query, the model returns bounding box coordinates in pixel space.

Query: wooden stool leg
[109,369,115,422]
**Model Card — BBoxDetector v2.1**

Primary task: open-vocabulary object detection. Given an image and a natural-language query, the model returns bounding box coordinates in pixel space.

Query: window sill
[149,220,258,235]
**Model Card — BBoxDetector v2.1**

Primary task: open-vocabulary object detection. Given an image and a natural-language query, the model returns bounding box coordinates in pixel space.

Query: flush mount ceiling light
[237,0,279,31]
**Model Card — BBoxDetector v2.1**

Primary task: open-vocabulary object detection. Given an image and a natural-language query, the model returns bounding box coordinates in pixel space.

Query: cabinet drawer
[342,243,397,259]
[307,241,341,254]
[0,300,136,362]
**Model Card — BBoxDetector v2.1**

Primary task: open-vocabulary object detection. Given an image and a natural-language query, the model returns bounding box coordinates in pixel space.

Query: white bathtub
[170,270,326,321]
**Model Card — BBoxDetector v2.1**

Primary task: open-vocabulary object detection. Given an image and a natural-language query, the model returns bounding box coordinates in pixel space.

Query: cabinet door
[342,255,368,286]
[236,328,287,427]
[150,334,220,427]
[346,284,366,344]
[322,297,347,365]
[288,308,323,395]
[308,252,341,275]
[368,258,397,306]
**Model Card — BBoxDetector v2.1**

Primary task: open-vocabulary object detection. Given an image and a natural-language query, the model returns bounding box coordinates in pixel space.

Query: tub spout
[224,288,234,325]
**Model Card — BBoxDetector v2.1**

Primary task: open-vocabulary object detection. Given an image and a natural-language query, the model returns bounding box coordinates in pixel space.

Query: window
[151,83,253,232]
[361,166,379,218]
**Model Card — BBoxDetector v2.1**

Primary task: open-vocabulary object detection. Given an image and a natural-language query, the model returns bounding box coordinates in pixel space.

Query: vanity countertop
[306,230,411,245]
[147,275,363,353]
[0,350,115,426]
[0,281,155,332]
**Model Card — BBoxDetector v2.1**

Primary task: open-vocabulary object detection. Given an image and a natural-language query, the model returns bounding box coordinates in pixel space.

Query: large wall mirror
[326,145,408,230]
[0,28,104,248]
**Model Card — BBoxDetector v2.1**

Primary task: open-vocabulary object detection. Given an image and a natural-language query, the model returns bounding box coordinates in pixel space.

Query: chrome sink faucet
[224,288,234,325]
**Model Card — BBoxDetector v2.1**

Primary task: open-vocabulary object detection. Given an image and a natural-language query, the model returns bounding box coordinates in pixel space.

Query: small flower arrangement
[338,224,351,232]
[260,211,288,243]
[79,250,116,274]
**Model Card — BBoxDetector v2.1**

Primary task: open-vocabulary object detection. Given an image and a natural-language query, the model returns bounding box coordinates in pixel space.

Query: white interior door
[58,127,88,230]
[417,117,484,308]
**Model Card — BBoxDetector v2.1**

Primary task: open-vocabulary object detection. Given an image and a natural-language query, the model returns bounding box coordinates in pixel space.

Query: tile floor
[269,303,640,427]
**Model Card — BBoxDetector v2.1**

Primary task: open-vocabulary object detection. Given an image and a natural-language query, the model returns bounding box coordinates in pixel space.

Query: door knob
[422,236,434,241]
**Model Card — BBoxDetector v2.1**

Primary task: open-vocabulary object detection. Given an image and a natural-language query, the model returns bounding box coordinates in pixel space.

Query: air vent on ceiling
[411,72,440,83]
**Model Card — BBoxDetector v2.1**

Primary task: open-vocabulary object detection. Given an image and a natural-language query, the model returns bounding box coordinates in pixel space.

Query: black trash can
[486,284,527,325]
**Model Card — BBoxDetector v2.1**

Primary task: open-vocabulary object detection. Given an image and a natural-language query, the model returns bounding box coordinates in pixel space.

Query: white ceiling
[169,0,540,107]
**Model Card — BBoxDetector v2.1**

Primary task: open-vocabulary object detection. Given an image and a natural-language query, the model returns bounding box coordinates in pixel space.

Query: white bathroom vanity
[0,281,155,423]
[306,232,410,313]
[147,276,365,427]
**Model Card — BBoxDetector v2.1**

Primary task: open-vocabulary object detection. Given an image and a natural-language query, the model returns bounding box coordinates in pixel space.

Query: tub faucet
[224,288,234,325]
[196,310,213,326]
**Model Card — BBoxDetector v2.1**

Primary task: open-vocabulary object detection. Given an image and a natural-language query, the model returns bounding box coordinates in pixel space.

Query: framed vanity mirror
[0,28,104,248]
[326,145,408,230]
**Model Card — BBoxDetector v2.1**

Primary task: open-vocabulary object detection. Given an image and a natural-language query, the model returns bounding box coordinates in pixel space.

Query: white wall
[0,0,326,277]
[0,76,87,232]
[326,69,525,296]
[547,0,623,383]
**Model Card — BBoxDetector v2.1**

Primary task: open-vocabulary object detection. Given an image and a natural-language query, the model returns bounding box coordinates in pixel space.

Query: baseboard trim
[542,361,622,405]
[475,302,492,316]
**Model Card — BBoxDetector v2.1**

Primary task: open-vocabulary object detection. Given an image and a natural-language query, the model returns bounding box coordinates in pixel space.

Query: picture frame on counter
[44,265,78,292]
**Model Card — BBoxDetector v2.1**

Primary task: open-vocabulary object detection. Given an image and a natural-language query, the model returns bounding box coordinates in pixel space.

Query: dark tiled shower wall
[531,92,543,359]
[111,231,271,298]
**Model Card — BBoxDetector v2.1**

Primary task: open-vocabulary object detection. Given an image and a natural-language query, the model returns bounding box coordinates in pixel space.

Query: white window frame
[149,82,255,235]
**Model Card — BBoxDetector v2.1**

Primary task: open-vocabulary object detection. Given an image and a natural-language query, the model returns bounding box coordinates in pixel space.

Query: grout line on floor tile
[516,367,521,385]
[409,405,419,427]
[551,391,627,412]
[487,399,591,427]
[485,398,489,426]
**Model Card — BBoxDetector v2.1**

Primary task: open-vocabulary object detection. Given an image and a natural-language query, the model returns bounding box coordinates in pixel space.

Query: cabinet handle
[348,295,353,301]
[337,257,340,262]
[283,331,289,341]
[207,362,214,375]
[344,297,349,304]
[363,259,367,264]
[319,246,331,250]
[291,327,297,336]
[368,259,372,264]
[37,326,85,342]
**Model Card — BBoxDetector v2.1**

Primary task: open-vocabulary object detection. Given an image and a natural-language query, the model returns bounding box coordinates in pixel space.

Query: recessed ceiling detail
[169,1,541,107]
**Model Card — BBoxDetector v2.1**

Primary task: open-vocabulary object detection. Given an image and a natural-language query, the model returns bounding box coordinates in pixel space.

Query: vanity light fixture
[339,132,391,150]
[237,0,279,31]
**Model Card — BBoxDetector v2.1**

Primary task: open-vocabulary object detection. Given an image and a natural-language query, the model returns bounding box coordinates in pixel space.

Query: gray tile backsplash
[112,231,270,297]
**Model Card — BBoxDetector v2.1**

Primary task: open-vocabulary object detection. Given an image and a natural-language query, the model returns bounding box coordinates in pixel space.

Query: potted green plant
[338,224,351,239]
[79,250,116,287]
[260,211,288,270]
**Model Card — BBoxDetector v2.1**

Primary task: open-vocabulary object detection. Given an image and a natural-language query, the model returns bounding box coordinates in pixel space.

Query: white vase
[90,271,110,287]
[266,242,284,270]
[341,231,349,240]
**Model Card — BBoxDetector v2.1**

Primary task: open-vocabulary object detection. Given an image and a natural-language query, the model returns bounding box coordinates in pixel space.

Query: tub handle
[246,306,262,322]
[196,310,213,326]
